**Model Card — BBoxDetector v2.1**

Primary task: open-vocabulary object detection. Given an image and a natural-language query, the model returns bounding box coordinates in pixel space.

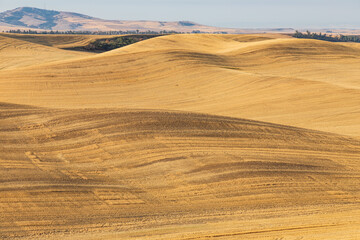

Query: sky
[0,0,359,29]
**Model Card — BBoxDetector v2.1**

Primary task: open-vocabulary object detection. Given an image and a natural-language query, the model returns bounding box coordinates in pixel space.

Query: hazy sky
[0,0,359,28]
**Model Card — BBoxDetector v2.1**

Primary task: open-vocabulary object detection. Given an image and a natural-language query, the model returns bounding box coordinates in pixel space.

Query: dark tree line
[4,29,181,35]
[77,35,160,52]
[4,29,227,35]
[293,30,360,43]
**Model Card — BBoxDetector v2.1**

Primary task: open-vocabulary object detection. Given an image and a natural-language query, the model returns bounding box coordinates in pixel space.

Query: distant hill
[3,7,358,35]
[0,7,241,33]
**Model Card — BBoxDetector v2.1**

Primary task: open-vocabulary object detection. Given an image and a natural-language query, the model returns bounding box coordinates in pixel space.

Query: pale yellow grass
[0,35,94,70]
[0,33,119,49]
[0,34,359,136]
[0,105,359,239]
[0,33,360,239]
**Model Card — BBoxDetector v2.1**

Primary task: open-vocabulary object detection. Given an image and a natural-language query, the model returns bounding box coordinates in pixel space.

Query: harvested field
[0,33,359,239]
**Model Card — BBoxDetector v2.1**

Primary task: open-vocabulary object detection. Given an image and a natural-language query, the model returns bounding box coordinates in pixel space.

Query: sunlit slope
[1,104,359,239]
[0,33,114,49]
[0,34,359,136]
[0,35,94,70]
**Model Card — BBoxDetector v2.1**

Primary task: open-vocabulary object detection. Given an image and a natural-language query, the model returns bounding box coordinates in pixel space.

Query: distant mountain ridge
[4,7,358,35]
[0,7,238,33]
[0,7,60,29]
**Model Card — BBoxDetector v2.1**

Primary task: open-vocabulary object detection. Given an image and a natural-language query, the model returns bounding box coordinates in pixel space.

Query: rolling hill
[1,104,359,239]
[2,7,360,35]
[0,34,95,70]
[0,7,238,33]
[0,32,359,239]
[0,34,359,136]
[0,32,111,49]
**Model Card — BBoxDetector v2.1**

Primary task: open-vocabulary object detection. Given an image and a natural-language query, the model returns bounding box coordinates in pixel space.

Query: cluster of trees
[293,30,360,43]
[4,29,228,35]
[76,35,160,52]
[85,35,158,51]
[4,29,189,35]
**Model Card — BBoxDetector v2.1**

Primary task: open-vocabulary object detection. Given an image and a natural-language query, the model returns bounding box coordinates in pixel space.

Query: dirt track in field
[0,33,359,239]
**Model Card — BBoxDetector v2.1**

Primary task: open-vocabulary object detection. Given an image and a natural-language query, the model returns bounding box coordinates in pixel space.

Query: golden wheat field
[0,33,359,239]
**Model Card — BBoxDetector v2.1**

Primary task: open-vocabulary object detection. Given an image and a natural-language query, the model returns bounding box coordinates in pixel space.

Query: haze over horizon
[0,0,359,29]
[1,0,360,238]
